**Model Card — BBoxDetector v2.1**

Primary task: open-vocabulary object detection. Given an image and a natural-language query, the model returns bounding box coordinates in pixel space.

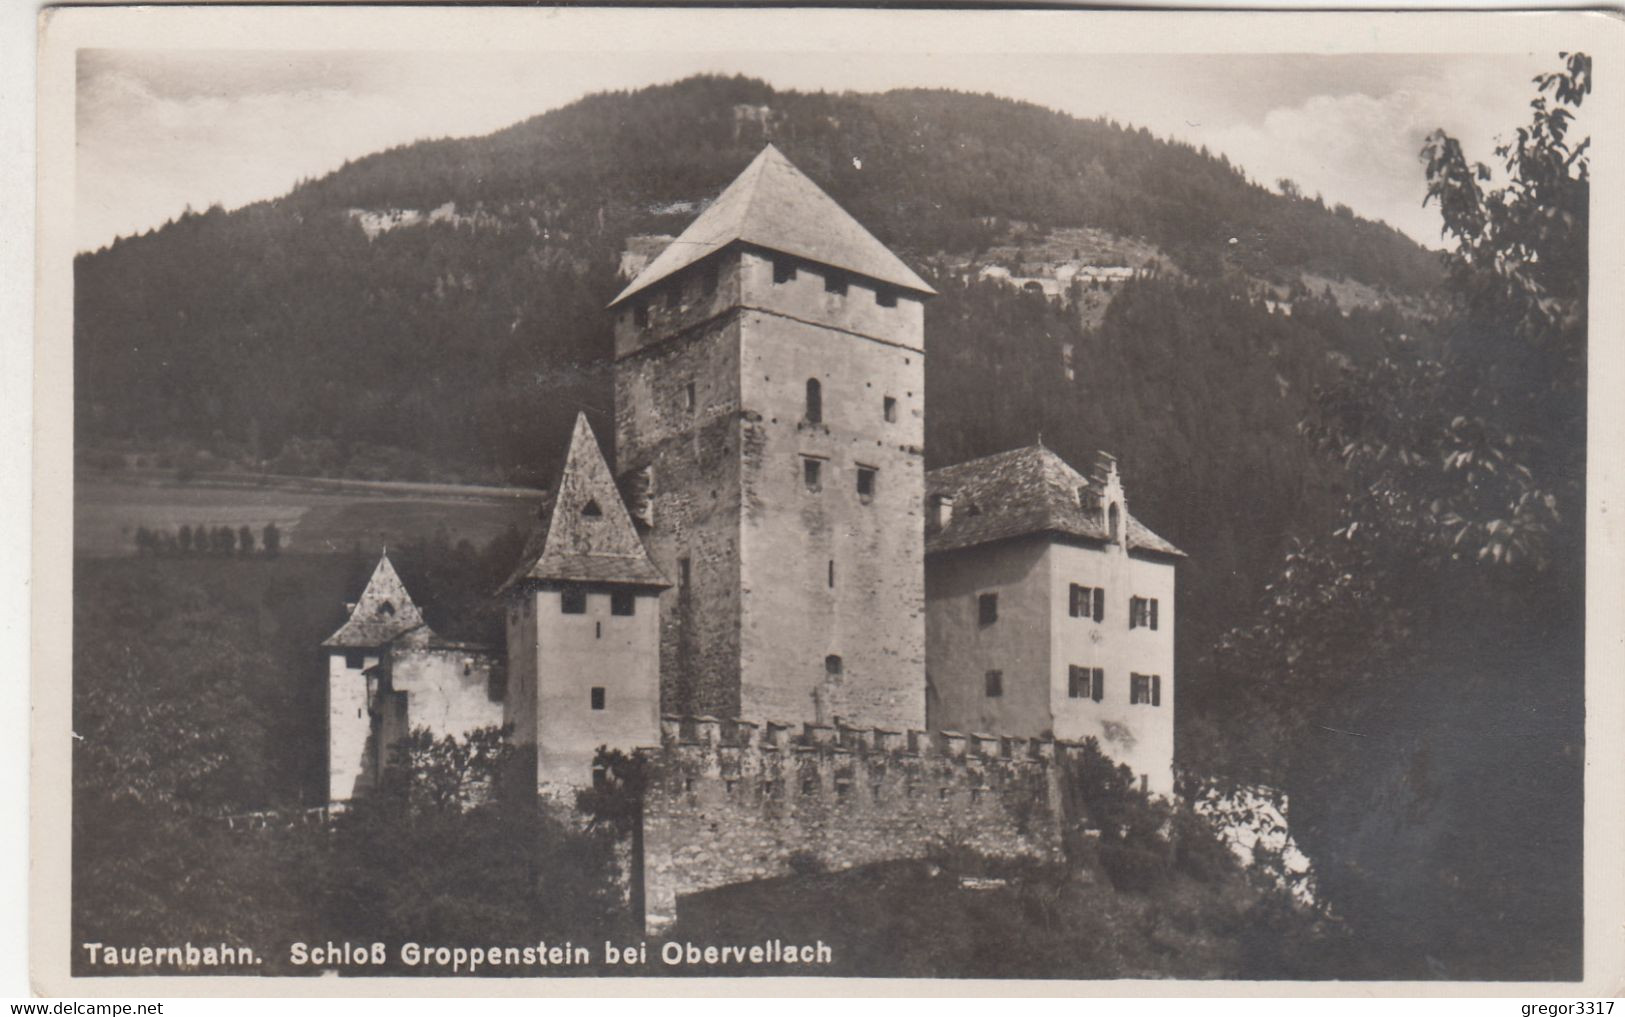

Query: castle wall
[640,717,1066,932]
[924,536,1054,737]
[1047,542,1176,795]
[327,649,380,802]
[613,315,745,718]
[388,631,504,741]
[736,304,926,730]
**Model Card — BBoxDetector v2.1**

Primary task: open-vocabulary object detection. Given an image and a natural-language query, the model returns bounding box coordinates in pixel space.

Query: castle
[321,145,1185,920]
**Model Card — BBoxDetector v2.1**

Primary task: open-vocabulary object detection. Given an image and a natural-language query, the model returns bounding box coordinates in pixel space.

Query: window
[561,587,587,614]
[344,651,366,670]
[803,457,822,491]
[856,466,877,501]
[1069,584,1104,621]
[773,257,796,284]
[581,499,602,518]
[824,271,848,296]
[979,592,999,625]
[684,382,696,411]
[633,303,648,329]
[875,288,897,308]
[1069,666,1104,701]
[611,590,636,616]
[883,396,897,422]
[985,670,1003,698]
[805,378,822,423]
[1130,596,1160,630]
[826,654,843,677]
[665,285,681,310]
[828,559,835,588]
[701,261,719,295]
[1130,674,1162,706]
[1108,502,1121,543]
[678,557,691,588]
[590,686,606,710]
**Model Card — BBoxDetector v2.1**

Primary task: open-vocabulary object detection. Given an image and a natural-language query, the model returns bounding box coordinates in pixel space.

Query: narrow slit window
[883,396,897,422]
[590,686,605,710]
[828,559,835,588]
[985,670,1003,698]
[678,557,691,588]
[805,378,822,423]
[684,382,696,411]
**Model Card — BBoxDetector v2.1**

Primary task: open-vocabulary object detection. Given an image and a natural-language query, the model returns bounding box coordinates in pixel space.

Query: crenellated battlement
[654,713,1118,764]
[639,714,1077,932]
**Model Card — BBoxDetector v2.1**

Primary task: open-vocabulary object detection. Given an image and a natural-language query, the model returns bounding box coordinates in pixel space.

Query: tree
[238,525,255,556]
[1207,53,1589,980]
[262,522,281,558]
[177,524,193,554]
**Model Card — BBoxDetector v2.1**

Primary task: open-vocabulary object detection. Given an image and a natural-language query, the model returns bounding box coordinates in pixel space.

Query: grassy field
[75,471,543,557]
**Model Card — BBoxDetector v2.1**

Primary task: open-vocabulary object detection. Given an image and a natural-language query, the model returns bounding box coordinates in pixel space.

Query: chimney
[928,492,955,532]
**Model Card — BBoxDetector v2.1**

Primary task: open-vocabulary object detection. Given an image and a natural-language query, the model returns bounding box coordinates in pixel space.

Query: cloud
[1189,57,1553,244]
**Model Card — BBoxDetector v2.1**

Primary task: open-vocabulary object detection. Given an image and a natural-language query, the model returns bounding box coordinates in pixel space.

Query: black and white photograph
[25,5,1624,996]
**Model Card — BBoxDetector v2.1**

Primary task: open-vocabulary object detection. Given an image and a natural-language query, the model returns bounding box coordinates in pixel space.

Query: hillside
[73,74,1446,749]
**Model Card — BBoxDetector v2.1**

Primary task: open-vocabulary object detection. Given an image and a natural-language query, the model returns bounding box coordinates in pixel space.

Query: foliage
[1199,54,1588,980]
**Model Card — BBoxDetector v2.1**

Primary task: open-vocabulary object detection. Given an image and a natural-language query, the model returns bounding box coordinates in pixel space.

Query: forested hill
[75,74,1441,674]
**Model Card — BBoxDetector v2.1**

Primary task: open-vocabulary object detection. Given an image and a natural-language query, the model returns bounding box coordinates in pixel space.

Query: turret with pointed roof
[501,412,666,791]
[323,551,429,648]
[500,412,667,594]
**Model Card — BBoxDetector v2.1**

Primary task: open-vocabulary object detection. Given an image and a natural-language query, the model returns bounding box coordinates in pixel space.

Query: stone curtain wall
[640,715,1070,932]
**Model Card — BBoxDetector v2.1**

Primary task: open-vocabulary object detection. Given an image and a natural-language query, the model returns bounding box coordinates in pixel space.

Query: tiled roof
[498,413,669,593]
[609,144,936,307]
[322,552,433,648]
[925,445,1184,558]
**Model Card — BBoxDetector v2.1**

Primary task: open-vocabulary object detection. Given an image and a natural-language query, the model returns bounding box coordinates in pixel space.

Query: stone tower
[607,145,935,730]
[500,413,668,791]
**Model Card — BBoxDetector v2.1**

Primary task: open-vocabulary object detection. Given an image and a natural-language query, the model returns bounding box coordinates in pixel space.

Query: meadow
[74,470,543,557]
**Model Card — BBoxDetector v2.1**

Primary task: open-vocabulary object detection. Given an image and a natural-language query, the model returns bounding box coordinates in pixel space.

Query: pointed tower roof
[499,414,668,593]
[322,551,431,648]
[610,144,936,307]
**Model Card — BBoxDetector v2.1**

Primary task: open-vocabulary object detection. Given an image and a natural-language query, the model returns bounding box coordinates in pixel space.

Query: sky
[75,43,1564,253]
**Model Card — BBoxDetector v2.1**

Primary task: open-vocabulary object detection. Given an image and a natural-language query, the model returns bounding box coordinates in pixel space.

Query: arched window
[805,378,822,423]
[1108,502,1121,544]
[378,600,395,617]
